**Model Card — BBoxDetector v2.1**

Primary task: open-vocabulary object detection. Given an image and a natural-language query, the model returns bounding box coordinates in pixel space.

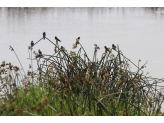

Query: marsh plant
[0,36,164,116]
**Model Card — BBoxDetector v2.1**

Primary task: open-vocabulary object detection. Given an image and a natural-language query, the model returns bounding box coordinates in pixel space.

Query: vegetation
[0,37,164,116]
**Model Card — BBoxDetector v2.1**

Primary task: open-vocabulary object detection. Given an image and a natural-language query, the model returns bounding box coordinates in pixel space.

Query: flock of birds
[30,32,117,58]
[30,32,63,57]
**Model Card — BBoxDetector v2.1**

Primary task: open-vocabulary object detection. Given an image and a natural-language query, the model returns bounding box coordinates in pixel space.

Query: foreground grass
[0,36,164,116]
[0,83,161,116]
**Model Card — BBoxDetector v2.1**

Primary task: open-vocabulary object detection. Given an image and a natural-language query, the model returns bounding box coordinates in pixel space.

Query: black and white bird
[76,37,80,42]
[43,32,46,40]
[104,46,109,52]
[38,49,42,57]
[55,36,61,42]
[31,41,34,47]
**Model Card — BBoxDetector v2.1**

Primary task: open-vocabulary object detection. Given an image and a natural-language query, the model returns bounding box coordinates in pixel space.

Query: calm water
[1,7,164,110]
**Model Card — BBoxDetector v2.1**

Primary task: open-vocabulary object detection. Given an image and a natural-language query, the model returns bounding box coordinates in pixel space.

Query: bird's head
[78,37,80,39]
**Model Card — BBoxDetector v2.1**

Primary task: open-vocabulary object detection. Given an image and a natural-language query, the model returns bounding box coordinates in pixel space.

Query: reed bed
[0,36,164,116]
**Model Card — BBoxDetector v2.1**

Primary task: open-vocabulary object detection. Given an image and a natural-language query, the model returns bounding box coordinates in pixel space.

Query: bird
[76,37,80,42]
[104,46,109,52]
[31,41,34,47]
[112,44,116,50]
[55,36,61,42]
[38,49,42,57]
[43,32,46,40]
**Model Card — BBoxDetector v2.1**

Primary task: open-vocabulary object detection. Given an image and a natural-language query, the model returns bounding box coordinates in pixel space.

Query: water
[1,7,164,111]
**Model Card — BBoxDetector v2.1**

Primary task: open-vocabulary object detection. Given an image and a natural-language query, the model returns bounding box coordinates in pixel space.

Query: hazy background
[1,7,164,110]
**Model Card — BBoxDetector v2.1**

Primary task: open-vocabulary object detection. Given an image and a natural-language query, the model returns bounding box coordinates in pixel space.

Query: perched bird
[43,32,46,40]
[112,44,116,50]
[38,49,42,57]
[31,41,34,47]
[61,46,66,52]
[55,36,61,42]
[76,37,80,42]
[104,46,109,52]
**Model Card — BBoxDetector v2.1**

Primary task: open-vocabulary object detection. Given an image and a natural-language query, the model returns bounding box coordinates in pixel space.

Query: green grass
[0,36,164,116]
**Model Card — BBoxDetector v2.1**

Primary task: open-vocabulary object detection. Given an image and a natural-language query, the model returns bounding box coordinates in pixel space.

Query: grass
[0,36,164,116]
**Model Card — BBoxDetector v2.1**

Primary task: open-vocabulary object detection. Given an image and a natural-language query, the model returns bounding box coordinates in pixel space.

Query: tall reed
[0,36,164,116]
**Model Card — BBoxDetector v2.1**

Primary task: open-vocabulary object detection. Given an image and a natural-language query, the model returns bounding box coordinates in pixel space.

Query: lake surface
[1,7,164,111]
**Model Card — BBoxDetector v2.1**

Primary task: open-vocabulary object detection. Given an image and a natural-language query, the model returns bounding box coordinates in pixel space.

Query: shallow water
[1,7,164,112]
